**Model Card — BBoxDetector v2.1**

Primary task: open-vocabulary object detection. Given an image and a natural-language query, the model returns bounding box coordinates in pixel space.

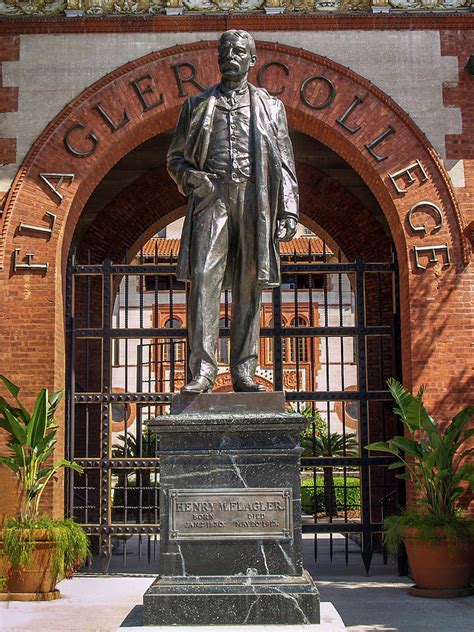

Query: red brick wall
[438,31,473,423]
[441,31,474,243]
[0,36,19,205]
[75,161,391,265]
[297,164,392,263]
[0,14,471,36]
[76,165,184,264]
[0,34,59,514]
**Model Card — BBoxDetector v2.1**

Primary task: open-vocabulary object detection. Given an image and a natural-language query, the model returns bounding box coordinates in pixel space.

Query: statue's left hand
[277,217,297,242]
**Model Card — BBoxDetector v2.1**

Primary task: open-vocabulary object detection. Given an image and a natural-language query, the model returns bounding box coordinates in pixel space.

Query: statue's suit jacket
[167,83,299,289]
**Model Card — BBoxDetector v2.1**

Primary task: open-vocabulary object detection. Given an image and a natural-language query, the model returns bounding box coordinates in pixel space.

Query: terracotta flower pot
[6,529,60,600]
[404,527,473,598]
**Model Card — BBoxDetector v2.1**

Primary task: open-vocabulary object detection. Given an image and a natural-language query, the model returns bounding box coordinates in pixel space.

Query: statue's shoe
[181,376,213,394]
[233,377,265,393]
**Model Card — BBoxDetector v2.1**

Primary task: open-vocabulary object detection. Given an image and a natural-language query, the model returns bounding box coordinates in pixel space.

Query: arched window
[163,318,184,362]
[265,319,273,366]
[218,318,230,365]
[289,317,308,363]
[266,318,289,365]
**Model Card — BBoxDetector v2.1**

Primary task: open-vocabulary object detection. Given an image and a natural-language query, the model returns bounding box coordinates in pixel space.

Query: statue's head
[218,30,257,82]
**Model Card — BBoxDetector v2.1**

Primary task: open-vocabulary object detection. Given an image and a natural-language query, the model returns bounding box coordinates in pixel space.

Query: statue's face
[218,34,256,81]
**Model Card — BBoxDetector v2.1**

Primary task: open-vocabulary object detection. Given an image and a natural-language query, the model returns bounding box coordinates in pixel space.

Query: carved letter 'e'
[388,160,429,194]
[413,244,450,271]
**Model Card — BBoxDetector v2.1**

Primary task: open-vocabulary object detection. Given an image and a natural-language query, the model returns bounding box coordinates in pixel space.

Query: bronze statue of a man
[167,30,299,394]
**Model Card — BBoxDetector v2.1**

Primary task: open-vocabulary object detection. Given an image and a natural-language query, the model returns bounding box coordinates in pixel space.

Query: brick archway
[0,38,471,452]
[75,161,391,266]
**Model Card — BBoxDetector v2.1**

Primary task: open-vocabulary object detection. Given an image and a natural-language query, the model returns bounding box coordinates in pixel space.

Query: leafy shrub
[301,476,360,514]
[0,376,90,583]
[4,516,90,579]
[0,375,82,522]
[382,510,474,555]
[367,379,474,520]
[112,480,159,509]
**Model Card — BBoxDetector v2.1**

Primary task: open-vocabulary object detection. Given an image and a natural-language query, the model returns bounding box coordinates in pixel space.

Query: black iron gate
[66,244,403,573]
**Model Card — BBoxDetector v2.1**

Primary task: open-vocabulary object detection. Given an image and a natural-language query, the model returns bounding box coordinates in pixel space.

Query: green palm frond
[366,378,474,519]
[0,376,83,522]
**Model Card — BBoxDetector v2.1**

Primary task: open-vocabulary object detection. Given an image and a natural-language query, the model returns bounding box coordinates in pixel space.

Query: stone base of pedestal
[143,570,320,626]
[145,392,320,626]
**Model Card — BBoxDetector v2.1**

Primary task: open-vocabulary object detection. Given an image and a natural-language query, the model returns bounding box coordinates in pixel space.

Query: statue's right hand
[186,171,217,197]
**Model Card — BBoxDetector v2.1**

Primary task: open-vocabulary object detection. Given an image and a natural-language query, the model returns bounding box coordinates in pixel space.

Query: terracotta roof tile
[279,237,331,255]
[142,238,181,257]
[142,236,331,258]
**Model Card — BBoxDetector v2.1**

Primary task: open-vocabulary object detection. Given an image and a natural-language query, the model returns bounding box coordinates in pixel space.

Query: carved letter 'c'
[257,61,290,96]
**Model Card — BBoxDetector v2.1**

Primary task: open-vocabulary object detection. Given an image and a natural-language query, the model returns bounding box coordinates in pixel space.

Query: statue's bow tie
[220,85,248,106]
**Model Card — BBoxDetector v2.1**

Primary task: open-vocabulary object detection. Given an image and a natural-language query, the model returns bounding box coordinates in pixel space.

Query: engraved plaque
[169,488,293,541]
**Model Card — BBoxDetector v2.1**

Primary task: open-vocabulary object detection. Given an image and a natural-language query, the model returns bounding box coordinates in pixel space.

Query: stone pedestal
[144,392,320,626]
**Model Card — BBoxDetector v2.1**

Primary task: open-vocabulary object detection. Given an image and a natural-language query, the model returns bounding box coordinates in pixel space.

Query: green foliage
[366,379,474,521]
[300,407,359,517]
[301,476,360,515]
[382,510,474,556]
[300,407,359,457]
[112,426,158,459]
[300,408,328,443]
[3,516,90,579]
[0,377,90,582]
[112,479,160,509]
[0,375,83,522]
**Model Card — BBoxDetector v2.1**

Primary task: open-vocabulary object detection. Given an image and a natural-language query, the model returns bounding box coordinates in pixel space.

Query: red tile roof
[142,237,332,257]
[142,238,180,257]
[279,237,332,255]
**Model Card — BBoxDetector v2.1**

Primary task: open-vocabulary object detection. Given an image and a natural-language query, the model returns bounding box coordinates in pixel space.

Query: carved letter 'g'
[63,124,99,158]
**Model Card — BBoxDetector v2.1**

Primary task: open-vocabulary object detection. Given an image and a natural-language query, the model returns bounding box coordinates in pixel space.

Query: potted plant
[0,375,90,600]
[367,378,474,598]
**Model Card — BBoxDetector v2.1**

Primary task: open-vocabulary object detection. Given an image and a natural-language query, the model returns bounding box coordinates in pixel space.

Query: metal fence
[66,244,404,573]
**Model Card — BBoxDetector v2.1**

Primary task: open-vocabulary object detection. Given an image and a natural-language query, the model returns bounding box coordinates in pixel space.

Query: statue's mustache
[220,61,240,70]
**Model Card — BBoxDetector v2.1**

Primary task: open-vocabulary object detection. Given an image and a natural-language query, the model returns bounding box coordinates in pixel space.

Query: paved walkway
[1,535,472,632]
